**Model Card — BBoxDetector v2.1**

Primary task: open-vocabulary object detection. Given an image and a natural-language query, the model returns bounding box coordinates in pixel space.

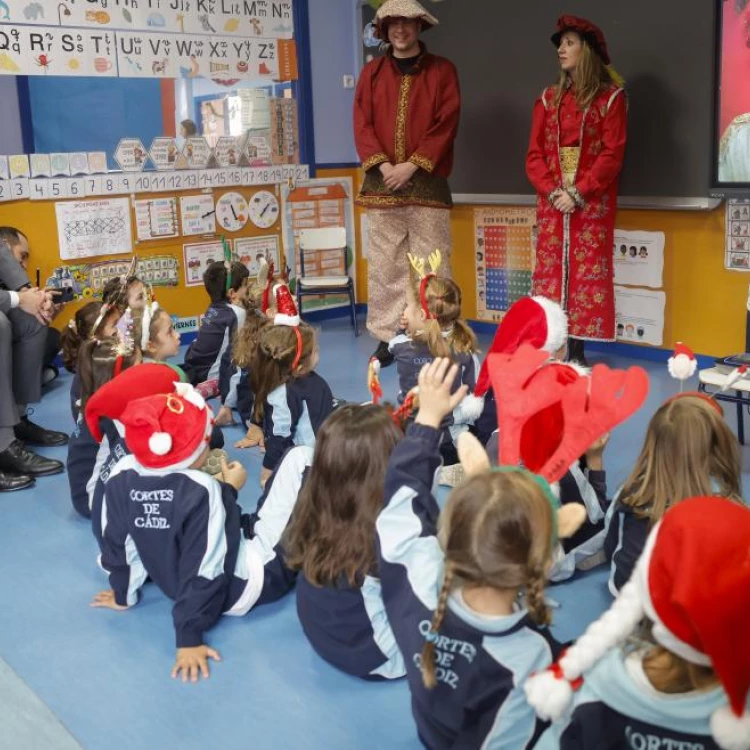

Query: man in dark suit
[0,238,65,493]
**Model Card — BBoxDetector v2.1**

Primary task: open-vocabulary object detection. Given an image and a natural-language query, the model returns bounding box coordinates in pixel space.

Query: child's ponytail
[61,301,103,373]
[525,564,551,627]
[421,562,456,689]
[449,318,478,356]
[425,318,451,359]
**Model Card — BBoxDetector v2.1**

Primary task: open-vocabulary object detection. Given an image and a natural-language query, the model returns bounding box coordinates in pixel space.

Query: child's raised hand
[415,358,469,429]
[90,589,129,611]
[234,424,265,451]
[171,645,221,683]
[585,432,610,471]
[219,458,247,491]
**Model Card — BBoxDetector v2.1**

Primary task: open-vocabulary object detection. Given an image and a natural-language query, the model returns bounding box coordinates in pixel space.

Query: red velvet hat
[551,15,611,65]
[119,382,215,471]
[274,283,300,327]
[85,363,183,443]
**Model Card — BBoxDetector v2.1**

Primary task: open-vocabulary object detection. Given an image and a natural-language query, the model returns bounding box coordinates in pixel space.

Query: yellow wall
[3,169,745,357]
[320,167,744,358]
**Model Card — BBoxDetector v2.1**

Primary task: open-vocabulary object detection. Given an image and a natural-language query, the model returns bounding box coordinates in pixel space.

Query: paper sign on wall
[613,230,665,288]
[184,241,228,286]
[234,236,280,276]
[615,287,666,347]
[180,195,216,236]
[116,32,280,80]
[726,199,750,271]
[0,26,117,77]
[134,198,179,242]
[29,1,295,39]
[55,198,132,260]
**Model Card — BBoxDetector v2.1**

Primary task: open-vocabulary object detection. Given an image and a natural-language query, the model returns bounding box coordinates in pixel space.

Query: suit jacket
[0,241,31,315]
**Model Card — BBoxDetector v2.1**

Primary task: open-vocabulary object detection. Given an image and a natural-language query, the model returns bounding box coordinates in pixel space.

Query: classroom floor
[2,317,748,750]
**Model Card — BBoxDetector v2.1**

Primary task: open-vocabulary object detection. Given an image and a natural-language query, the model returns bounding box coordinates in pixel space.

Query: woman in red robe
[526,15,627,364]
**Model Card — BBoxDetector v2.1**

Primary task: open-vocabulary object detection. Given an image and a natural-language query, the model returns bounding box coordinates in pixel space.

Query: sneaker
[438,464,465,487]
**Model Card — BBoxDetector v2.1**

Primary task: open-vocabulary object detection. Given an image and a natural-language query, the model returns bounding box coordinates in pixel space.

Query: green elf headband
[222,236,233,294]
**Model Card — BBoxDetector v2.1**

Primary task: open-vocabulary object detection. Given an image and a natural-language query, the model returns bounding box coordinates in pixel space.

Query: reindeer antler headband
[408,249,442,320]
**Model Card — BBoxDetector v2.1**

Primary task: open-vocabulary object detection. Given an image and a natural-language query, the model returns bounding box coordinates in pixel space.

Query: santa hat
[273,283,300,327]
[525,496,750,750]
[475,296,568,397]
[119,382,215,471]
[667,341,697,382]
[85,363,182,443]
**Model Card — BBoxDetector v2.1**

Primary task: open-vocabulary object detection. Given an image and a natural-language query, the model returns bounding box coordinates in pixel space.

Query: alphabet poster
[55,198,133,260]
[4,1,295,40]
[0,26,117,77]
[116,31,279,80]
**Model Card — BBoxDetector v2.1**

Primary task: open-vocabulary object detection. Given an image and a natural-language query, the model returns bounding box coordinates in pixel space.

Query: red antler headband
[488,344,649,484]
[408,250,442,320]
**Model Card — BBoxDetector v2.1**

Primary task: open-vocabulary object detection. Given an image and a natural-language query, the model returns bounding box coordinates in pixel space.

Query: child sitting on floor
[604,393,742,594]
[181,260,249,399]
[386,252,481,483]
[283,404,406,680]
[376,351,647,750]
[61,300,102,423]
[527,495,750,750]
[90,380,301,682]
[250,284,334,487]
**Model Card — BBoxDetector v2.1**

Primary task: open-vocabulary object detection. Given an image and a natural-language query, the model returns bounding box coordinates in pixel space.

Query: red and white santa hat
[119,382,215,471]
[475,296,568,397]
[85,363,183,443]
[667,341,697,382]
[273,283,300,327]
[525,495,750,750]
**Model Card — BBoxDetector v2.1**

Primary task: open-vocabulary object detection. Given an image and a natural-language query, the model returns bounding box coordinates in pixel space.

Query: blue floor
[1,317,747,750]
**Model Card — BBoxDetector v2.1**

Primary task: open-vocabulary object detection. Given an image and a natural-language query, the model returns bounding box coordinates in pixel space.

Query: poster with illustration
[235,236,281,276]
[280,177,356,311]
[613,229,665,288]
[180,195,216,236]
[474,207,536,323]
[726,198,750,271]
[184,241,229,287]
[615,287,666,346]
[134,198,179,242]
[40,1,295,39]
[0,26,117,77]
[116,31,281,80]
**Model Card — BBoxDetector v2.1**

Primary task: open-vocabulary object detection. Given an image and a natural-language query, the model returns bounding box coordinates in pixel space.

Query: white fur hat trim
[711,705,750,750]
[149,432,172,456]
[532,296,569,354]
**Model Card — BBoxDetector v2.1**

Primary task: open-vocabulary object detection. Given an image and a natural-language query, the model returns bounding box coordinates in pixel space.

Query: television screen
[717,0,750,186]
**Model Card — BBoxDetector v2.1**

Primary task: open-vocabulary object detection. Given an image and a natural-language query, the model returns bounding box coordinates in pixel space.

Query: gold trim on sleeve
[362,153,389,171]
[409,153,435,173]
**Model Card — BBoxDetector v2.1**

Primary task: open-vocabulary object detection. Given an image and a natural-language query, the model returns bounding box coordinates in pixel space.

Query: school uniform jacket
[66,411,100,518]
[182,302,245,386]
[262,371,334,472]
[604,496,650,595]
[535,649,726,750]
[486,431,609,582]
[70,373,81,424]
[99,456,246,648]
[377,423,562,750]
[90,418,130,546]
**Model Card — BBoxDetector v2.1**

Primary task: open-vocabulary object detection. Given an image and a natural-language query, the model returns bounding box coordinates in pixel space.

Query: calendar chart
[474,208,536,322]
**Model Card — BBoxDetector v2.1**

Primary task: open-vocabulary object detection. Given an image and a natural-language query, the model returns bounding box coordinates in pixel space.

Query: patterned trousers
[366,206,452,342]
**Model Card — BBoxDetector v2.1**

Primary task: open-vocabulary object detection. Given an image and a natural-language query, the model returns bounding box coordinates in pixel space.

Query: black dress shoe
[0,440,64,477]
[0,471,35,492]
[372,340,395,368]
[14,416,69,446]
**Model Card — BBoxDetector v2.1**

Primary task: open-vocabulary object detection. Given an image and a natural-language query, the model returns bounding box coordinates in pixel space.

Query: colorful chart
[474,208,535,322]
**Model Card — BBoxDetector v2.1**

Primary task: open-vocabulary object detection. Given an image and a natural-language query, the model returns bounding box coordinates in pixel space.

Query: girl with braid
[376,351,647,750]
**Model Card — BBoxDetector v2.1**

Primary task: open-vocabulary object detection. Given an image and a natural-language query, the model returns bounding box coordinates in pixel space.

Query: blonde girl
[604,393,742,594]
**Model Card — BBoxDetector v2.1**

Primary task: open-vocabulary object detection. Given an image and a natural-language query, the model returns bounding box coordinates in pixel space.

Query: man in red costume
[526,16,627,365]
[354,0,461,364]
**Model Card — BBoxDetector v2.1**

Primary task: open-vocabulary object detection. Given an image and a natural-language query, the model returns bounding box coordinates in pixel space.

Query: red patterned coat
[526,84,627,341]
